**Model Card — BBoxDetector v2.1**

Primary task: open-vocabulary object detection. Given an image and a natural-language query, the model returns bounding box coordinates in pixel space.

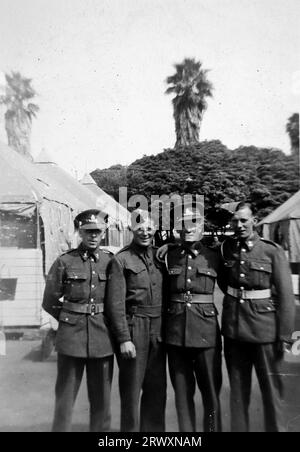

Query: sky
[0,0,299,179]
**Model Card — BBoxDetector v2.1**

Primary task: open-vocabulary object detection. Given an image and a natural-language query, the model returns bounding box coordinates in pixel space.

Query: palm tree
[0,71,39,160]
[166,58,213,148]
[286,113,299,156]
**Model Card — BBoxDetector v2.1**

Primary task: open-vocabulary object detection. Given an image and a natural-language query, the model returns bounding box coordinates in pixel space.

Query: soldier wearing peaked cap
[158,206,222,432]
[42,209,114,432]
[217,202,295,432]
[105,209,167,432]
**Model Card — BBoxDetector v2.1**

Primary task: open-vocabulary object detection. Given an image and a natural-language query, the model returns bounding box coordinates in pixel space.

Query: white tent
[258,190,300,263]
[80,173,132,249]
[0,144,130,327]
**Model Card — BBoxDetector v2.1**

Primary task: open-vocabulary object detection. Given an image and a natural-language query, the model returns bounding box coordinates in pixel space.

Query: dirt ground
[1,288,300,432]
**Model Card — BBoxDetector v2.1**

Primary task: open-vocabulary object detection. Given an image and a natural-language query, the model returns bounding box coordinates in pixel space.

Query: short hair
[234,201,256,216]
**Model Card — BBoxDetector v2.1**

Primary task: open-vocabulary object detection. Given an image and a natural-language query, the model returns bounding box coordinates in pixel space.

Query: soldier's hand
[120,341,136,359]
[276,340,291,359]
[156,244,169,262]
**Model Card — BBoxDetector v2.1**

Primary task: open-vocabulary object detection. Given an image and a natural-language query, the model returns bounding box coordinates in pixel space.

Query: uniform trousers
[117,316,166,432]
[167,345,222,432]
[52,353,114,432]
[224,338,284,432]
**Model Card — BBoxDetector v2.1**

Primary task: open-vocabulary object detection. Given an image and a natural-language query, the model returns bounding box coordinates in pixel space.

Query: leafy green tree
[125,142,299,229]
[91,164,127,200]
[0,72,39,159]
[165,58,213,148]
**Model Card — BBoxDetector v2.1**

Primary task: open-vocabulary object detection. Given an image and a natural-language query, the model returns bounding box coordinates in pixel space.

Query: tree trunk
[174,107,202,148]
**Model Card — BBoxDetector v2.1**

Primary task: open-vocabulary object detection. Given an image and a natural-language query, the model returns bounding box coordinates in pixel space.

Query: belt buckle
[90,304,96,315]
[239,288,246,299]
[183,293,192,304]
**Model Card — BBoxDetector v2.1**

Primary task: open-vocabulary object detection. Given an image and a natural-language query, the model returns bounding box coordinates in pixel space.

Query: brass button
[241,260,245,264]
[241,248,246,252]
[240,299,244,304]
[240,273,245,278]
[188,266,192,270]
[186,303,191,308]
[187,278,191,283]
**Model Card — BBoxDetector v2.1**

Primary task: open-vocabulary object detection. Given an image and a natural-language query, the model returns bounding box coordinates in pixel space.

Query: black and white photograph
[0,0,299,437]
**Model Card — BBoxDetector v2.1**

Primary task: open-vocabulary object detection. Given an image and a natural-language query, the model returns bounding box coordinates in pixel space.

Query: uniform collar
[78,243,100,262]
[236,231,260,251]
[131,240,152,259]
[179,240,202,257]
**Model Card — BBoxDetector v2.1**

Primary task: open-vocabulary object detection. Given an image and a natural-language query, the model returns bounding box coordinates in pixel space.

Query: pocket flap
[250,261,272,273]
[196,267,217,277]
[59,311,80,324]
[252,301,276,313]
[98,272,107,281]
[202,307,218,317]
[66,270,87,280]
[168,266,182,276]
[126,264,146,274]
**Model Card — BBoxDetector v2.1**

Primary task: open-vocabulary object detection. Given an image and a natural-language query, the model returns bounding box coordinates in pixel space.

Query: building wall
[0,248,44,327]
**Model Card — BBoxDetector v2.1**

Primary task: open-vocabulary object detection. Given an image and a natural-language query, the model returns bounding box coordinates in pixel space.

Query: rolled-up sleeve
[105,256,131,344]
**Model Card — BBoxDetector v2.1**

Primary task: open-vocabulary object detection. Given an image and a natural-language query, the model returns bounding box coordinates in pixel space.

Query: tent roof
[35,149,56,164]
[0,142,70,206]
[0,142,130,227]
[80,173,130,227]
[34,162,98,212]
[258,190,300,225]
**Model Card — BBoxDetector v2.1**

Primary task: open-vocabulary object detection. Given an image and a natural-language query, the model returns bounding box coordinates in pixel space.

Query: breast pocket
[196,267,217,292]
[249,261,272,288]
[126,264,148,289]
[65,270,88,299]
[98,272,107,282]
[167,266,183,292]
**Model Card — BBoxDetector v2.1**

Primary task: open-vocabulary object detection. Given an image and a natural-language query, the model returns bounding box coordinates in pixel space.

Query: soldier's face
[179,220,203,243]
[231,207,256,239]
[132,220,156,247]
[79,229,103,250]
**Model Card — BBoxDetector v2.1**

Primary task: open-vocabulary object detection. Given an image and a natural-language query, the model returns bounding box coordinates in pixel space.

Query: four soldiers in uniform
[43,203,296,432]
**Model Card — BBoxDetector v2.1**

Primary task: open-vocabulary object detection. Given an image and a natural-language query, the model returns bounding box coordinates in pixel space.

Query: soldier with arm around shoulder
[42,209,114,432]
[217,201,295,432]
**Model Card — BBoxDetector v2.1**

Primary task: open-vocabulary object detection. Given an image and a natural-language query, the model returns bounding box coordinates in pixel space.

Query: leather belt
[127,305,162,317]
[227,286,271,300]
[63,301,104,315]
[171,293,214,304]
